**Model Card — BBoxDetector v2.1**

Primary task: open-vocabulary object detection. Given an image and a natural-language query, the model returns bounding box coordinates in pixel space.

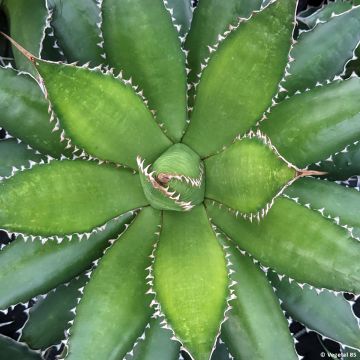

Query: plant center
[137,144,205,211]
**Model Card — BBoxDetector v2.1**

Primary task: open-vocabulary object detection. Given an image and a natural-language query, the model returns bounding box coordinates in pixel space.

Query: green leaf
[102,0,187,142]
[126,318,180,360]
[297,1,353,29]
[154,206,228,360]
[182,0,297,158]
[0,160,147,236]
[218,236,297,360]
[35,60,172,168]
[48,0,103,65]
[204,135,295,215]
[0,66,68,157]
[0,212,132,309]
[66,207,160,360]
[2,0,48,74]
[284,5,360,95]
[21,275,87,350]
[285,177,360,240]
[166,0,192,37]
[206,197,360,293]
[0,335,42,360]
[0,139,43,178]
[210,340,232,360]
[261,78,360,168]
[185,0,263,89]
[309,140,360,180]
[268,271,360,350]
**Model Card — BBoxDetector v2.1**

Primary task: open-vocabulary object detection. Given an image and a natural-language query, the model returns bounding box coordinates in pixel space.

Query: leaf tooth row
[146,223,183,355]
[39,0,55,59]
[123,322,149,360]
[94,0,107,60]
[61,214,139,357]
[282,191,360,243]
[163,0,187,44]
[0,208,138,247]
[268,268,360,352]
[137,156,195,211]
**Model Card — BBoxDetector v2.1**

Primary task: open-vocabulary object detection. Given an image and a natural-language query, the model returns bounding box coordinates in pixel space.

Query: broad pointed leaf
[21,275,87,350]
[284,6,360,95]
[297,1,352,29]
[166,0,192,37]
[310,140,360,180]
[268,271,360,350]
[0,66,67,157]
[66,208,160,360]
[206,197,360,293]
[48,0,103,65]
[0,212,132,309]
[34,60,172,168]
[0,335,42,360]
[0,160,147,235]
[2,0,48,74]
[182,0,297,157]
[218,236,297,360]
[285,177,360,239]
[185,0,263,88]
[126,318,180,360]
[0,139,43,177]
[205,136,295,214]
[154,206,228,360]
[102,0,187,142]
[261,78,360,168]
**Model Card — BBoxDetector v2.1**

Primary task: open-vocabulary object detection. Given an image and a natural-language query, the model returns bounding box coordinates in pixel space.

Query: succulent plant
[1,0,360,359]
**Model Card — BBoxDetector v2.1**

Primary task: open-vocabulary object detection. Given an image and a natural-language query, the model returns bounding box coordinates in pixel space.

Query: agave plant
[1,0,360,359]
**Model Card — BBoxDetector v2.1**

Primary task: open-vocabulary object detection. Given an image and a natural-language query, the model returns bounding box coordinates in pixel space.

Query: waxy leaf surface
[269,271,360,350]
[183,0,296,157]
[0,160,147,235]
[205,137,295,214]
[207,197,360,293]
[35,60,172,168]
[0,335,41,360]
[261,78,360,168]
[66,208,160,360]
[102,0,187,142]
[154,206,228,360]
[0,213,132,309]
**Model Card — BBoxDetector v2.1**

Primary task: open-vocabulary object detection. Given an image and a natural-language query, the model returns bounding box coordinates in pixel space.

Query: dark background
[0,1,359,359]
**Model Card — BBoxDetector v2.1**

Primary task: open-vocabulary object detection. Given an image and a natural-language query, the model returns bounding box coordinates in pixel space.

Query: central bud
[137,144,205,211]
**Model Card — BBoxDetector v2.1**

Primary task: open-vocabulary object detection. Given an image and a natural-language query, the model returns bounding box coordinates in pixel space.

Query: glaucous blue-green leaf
[154,206,228,360]
[261,78,360,168]
[102,0,187,142]
[0,66,67,157]
[125,318,180,360]
[48,0,103,65]
[268,271,360,350]
[217,236,297,360]
[0,139,43,177]
[34,60,172,169]
[166,0,192,37]
[0,213,132,309]
[2,0,48,74]
[138,144,205,211]
[183,0,297,157]
[21,275,87,350]
[185,0,263,87]
[205,136,295,214]
[210,340,232,360]
[0,160,147,236]
[309,140,360,180]
[285,177,360,239]
[297,0,353,29]
[206,197,360,293]
[66,208,160,360]
[284,5,360,95]
[0,335,42,360]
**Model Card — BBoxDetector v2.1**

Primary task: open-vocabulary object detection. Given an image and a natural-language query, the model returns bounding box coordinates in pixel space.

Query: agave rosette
[1,0,360,359]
